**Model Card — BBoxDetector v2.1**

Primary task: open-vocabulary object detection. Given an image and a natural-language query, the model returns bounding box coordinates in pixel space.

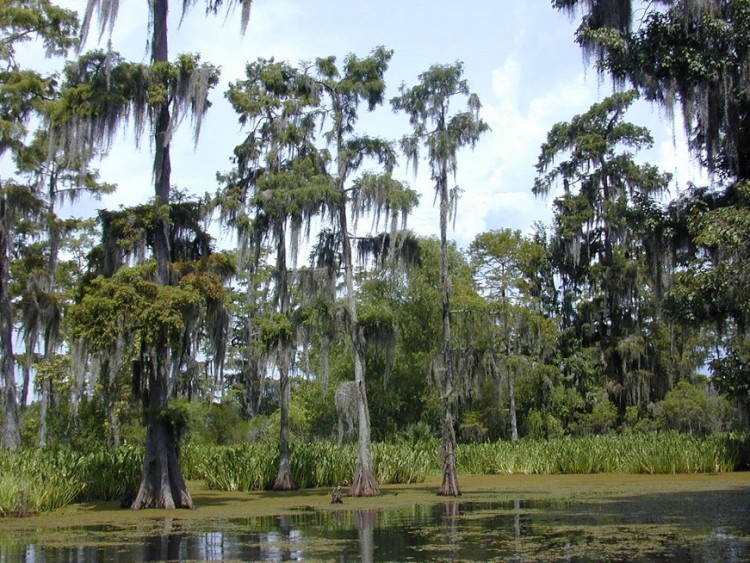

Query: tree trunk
[350,335,379,496]
[437,170,460,497]
[131,354,193,510]
[340,205,379,497]
[272,223,296,490]
[328,102,379,496]
[38,182,61,447]
[272,360,296,490]
[38,376,49,447]
[0,196,20,450]
[438,396,460,496]
[131,0,192,509]
[509,372,518,442]
[152,0,172,289]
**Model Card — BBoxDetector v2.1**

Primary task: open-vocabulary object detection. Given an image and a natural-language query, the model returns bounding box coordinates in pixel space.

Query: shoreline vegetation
[0,432,746,517]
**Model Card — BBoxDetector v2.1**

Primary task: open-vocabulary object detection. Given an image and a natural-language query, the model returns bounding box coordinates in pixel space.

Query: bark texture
[437,166,460,497]
[129,0,193,510]
[131,357,193,510]
[272,361,297,490]
[0,196,20,450]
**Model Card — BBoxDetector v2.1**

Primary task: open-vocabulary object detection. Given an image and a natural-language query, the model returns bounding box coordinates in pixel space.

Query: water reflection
[3,493,750,562]
[356,509,376,563]
[142,518,182,561]
[442,502,460,561]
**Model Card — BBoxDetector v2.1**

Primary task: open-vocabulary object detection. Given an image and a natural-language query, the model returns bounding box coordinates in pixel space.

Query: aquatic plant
[192,443,278,491]
[189,441,435,492]
[0,449,85,514]
[77,445,142,501]
[0,431,744,515]
[373,442,437,484]
[455,432,747,475]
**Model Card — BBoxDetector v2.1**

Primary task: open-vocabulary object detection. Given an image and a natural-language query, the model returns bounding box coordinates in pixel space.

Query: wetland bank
[2,473,749,561]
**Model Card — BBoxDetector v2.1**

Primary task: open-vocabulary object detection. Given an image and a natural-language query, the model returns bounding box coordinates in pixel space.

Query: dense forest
[1,0,749,509]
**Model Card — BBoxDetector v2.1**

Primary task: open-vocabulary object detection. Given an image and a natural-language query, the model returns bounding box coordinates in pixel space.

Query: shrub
[656,381,738,435]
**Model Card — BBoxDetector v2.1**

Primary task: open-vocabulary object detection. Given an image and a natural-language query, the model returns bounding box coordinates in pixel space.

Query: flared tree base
[350,468,380,497]
[131,413,194,510]
[130,453,195,510]
[437,466,462,497]
[272,466,298,491]
[131,484,194,510]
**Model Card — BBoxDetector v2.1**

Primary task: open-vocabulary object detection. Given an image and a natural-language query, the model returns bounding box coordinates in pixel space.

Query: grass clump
[456,432,748,475]
[0,449,85,515]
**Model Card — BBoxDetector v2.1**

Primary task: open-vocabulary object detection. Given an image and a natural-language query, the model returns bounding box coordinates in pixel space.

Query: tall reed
[456,432,747,475]
[0,432,744,514]
[0,448,85,514]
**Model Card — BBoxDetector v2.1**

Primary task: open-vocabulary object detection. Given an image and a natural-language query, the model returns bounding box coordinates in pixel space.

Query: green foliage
[293,379,338,441]
[457,432,747,475]
[68,256,225,354]
[398,421,438,444]
[187,442,277,490]
[189,440,435,491]
[457,410,487,443]
[560,0,750,178]
[373,441,435,484]
[0,0,78,153]
[534,91,680,419]
[0,431,744,515]
[254,311,294,349]
[183,400,249,446]
[76,445,142,501]
[655,380,738,435]
[0,0,78,63]
[0,444,142,514]
[575,396,618,435]
[51,51,220,156]
[240,397,314,443]
[524,410,565,440]
[0,447,86,514]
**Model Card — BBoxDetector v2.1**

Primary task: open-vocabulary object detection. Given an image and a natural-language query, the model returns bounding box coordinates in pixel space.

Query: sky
[24,0,707,250]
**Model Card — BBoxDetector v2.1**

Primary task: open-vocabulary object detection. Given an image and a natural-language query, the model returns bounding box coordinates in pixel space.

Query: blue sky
[36,1,705,249]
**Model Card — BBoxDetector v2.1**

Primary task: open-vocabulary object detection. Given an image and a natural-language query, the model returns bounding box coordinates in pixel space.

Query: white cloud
[440,54,597,248]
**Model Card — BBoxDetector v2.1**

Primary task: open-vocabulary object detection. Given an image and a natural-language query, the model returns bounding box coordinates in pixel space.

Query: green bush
[655,381,739,435]
[188,440,435,491]
[0,448,86,514]
[184,400,250,446]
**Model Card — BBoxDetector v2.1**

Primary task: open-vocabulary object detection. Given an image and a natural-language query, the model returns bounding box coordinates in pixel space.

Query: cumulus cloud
[440,53,597,248]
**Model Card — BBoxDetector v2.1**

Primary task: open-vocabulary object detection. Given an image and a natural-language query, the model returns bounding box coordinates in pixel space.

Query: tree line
[1,0,748,509]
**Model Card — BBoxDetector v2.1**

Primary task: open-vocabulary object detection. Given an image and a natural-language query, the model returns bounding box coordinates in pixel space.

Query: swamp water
[1,473,748,561]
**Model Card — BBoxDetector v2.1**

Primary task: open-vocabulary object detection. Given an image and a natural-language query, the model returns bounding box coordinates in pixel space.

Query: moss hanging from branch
[49,51,219,172]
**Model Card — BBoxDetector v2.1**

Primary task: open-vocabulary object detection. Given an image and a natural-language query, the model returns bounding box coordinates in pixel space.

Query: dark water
[2,491,749,562]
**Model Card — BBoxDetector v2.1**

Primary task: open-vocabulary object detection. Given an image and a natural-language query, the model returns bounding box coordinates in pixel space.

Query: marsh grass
[0,432,745,514]
[77,445,142,500]
[374,441,435,484]
[189,441,430,491]
[456,432,747,475]
[0,451,85,515]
